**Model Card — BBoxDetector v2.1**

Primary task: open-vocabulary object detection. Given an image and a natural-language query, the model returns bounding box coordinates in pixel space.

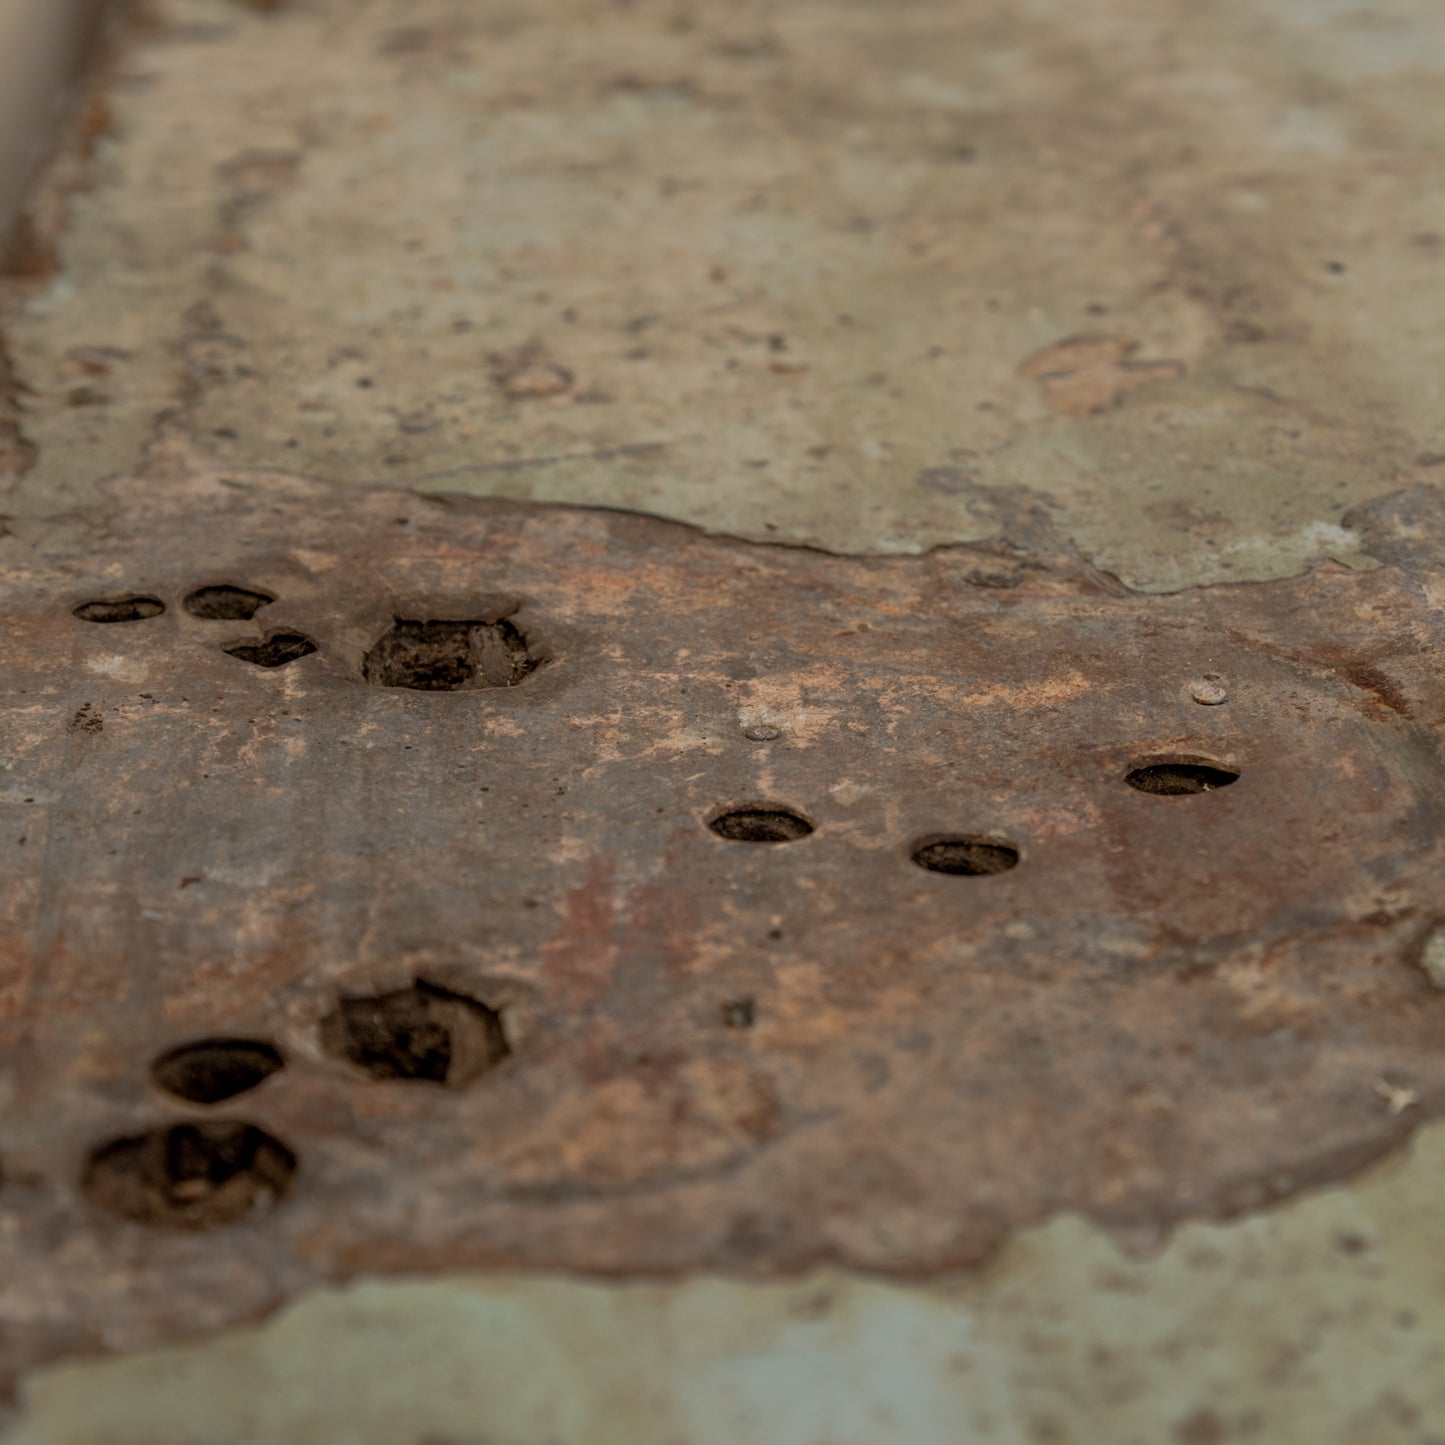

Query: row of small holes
[72,595,1245,756]
[707,761,1240,873]
[707,807,1021,874]
[74,591,538,686]
[74,586,318,670]
[75,585,273,624]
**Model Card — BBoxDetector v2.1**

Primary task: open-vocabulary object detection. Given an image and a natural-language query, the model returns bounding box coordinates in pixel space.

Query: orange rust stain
[0,936,35,1024]
[3,932,134,1028]
[496,1056,781,1190]
[623,881,697,972]
[1019,335,1183,415]
[543,855,619,1004]
[952,670,1093,709]
[159,942,303,1024]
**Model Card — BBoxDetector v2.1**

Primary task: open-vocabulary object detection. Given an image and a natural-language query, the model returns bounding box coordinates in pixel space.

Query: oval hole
[1125,760,1240,795]
[363,618,535,690]
[184,585,274,621]
[151,1038,285,1104]
[82,1122,296,1229]
[320,980,510,1087]
[74,596,164,624]
[911,836,1020,876]
[708,806,814,844]
[223,631,317,669]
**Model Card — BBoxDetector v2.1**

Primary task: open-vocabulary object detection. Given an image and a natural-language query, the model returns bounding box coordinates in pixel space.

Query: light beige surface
[9,0,1445,587]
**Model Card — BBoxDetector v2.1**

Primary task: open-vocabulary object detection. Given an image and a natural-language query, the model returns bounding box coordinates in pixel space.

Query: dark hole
[82,1122,296,1229]
[910,837,1020,876]
[1125,761,1240,795]
[362,618,536,691]
[74,595,165,624]
[223,631,317,669]
[708,807,813,843]
[151,1038,285,1104]
[721,998,756,1029]
[320,980,510,1086]
[184,585,275,621]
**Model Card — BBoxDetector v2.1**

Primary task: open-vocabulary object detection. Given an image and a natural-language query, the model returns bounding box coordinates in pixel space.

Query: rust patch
[1020,335,1185,415]
[543,856,621,1007]
[0,470,1443,1389]
[1309,647,1414,720]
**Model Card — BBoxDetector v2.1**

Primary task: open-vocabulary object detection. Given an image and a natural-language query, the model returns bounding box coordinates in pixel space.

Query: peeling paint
[11,1122,1445,1443]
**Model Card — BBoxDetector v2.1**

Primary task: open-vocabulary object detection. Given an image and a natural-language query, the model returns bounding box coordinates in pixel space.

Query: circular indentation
[721,998,756,1029]
[82,1122,296,1229]
[184,585,275,621]
[151,1038,285,1104]
[742,723,782,742]
[223,631,317,669]
[1125,760,1240,795]
[363,618,537,691]
[73,596,164,624]
[320,980,510,1086]
[910,836,1020,876]
[708,806,814,843]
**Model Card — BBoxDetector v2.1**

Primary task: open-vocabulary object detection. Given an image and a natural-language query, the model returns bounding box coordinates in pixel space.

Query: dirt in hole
[184,585,275,621]
[319,980,510,1086]
[73,596,165,624]
[151,1039,285,1104]
[224,632,317,668]
[911,837,1020,876]
[82,1122,296,1229]
[721,997,757,1028]
[362,618,535,690]
[1125,761,1240,795]
[708,807,814,843]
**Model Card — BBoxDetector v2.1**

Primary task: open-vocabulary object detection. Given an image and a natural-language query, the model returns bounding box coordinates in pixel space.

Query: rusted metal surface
[1,461,1445,1387]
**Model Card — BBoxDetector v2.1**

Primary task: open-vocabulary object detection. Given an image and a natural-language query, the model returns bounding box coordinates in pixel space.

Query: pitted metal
[1,465,1444,1388]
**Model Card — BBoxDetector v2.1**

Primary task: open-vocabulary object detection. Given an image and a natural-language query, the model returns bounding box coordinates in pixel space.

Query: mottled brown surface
[1,460,1444,1387]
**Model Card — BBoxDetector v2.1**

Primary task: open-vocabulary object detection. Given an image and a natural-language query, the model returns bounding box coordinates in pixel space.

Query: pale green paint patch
[11,1124,1445,1444]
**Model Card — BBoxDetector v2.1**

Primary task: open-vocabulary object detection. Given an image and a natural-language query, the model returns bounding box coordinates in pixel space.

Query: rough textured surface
[8,0,1445,1439]
[3,459,1445,1396]
[7,0,1445,586]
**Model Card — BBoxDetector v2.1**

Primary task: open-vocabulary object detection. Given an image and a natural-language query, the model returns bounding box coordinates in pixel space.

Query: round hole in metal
[910,836,1020,876]
[707,806,814,844]
[151,1038,285,1105]
[223,630,317,669]
[320,980,510,1087]
[183,584,274,621]
[73,595,164,624]
[82,1122,296,1229]
[362,618,535,691]
[1125,760,1240,795]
